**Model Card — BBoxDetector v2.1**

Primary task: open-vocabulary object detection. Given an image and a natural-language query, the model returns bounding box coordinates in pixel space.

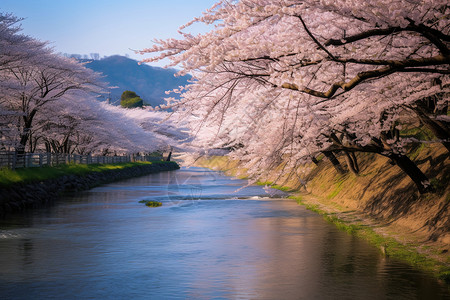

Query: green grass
[256,181,273,186]
[429,177,447,194]
[0,161,155,187]
[138,200,162,207]
[327,175,347,199]
[408,143,427,160]
[400,126,434,141]
[256,181,294,192]
[439,270,450,284]
[290,195,450,282]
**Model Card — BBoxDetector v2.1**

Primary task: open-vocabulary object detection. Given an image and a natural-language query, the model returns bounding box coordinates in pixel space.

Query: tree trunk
[17,110,37,155]
[311,156,319,166]
[322,151,346,174]
[413,107,450,152]
[343,151,359,175]
[17,131,28,155]
[387,152,434,194]
[45,141,51,153]
[349,152,359,173]
[166,151,172,162]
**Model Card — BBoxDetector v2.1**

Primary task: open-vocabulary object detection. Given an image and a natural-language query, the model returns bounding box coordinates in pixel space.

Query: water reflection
[0,167,448,299]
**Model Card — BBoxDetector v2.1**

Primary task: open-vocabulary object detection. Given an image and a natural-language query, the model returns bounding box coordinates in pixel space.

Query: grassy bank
[0,161,173,187]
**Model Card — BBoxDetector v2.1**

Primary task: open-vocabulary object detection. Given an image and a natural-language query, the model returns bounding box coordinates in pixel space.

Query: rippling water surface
[0,167,449,299]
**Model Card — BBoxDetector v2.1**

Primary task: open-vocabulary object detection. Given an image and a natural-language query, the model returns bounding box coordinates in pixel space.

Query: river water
[0,167,449,299]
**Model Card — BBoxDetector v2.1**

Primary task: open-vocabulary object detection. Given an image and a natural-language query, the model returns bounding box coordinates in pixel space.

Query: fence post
[6,152,11,169]
[11,151,16,170]
[12,151,17,170]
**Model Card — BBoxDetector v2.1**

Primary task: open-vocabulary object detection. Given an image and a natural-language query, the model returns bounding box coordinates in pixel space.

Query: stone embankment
[0,162,180,216]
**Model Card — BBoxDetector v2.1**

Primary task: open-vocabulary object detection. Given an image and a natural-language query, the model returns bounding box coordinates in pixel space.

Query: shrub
[121,97,143,108]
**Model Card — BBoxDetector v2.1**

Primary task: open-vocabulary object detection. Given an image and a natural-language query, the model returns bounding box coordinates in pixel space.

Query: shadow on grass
[361,149,449,241]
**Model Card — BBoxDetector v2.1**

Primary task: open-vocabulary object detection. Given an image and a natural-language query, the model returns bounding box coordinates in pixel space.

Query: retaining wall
[0,162,180,217]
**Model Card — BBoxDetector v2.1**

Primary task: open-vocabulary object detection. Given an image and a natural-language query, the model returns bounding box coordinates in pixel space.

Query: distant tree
[69,54,82,60]
[121,97,144,108]
[120,90,144,108]
[121,90,139,101]
[90,53,100,60]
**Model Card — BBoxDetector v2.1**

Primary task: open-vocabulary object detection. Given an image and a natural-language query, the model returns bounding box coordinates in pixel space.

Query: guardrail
[0,151,163,169]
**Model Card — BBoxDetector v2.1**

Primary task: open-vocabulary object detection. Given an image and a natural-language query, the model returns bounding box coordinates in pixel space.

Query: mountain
[83,55,190,107]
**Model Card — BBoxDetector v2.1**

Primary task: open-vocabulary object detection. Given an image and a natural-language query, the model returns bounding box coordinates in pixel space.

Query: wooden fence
[0,151,163,170]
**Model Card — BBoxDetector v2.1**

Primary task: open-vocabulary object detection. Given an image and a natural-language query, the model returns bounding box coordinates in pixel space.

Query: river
[0,167,449,299]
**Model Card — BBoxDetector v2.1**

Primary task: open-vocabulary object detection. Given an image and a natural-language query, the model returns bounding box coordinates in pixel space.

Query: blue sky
[1,0,218,66]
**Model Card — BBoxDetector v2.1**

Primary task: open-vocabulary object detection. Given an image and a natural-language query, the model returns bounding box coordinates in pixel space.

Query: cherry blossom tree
[140,0,449,193]
[0,13,45,150]
[0,13,47,71]
[0,106,22,150]
[1,50,105,153]
[1,12,185,157]
[91,104,184,154]
[29,91,182,155]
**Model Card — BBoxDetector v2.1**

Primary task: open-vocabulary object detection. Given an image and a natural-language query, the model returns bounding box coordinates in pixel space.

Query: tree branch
[282,66,396,98]
[325,25,450,46]
[280,54,449,98]
[325,21,450,57]
[296,15,337,60]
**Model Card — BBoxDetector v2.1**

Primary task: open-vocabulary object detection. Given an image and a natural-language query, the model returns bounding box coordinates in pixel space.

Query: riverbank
[194,144,450,283]
[0,161,180,217]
